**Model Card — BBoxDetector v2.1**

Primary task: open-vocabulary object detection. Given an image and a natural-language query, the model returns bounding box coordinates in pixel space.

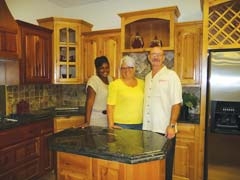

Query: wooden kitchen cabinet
[173,123,199,180]
[0,118,53,180]
[57,152,165,180]
[0,0,19,60]
[17,20,52,84]
[82,29,121,82]
[174,21,202,85]
[118,6,180,53]
[54,115,85,133]
[37,17,93,84]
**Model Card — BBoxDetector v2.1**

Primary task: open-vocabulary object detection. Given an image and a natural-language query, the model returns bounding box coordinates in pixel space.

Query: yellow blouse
[107,78,144,124]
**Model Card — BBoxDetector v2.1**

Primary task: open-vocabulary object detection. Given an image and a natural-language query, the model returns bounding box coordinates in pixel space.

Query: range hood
[0,0,19,60]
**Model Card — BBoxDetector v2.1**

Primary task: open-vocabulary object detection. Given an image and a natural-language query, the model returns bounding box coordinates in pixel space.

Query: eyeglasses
[120,67,134,70]
[150,53,164,57]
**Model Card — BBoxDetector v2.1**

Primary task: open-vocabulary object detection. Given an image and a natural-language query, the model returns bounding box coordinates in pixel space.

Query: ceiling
[48,0,107,8]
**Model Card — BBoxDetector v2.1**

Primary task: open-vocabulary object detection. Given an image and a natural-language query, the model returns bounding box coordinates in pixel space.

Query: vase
[132,32,144,48]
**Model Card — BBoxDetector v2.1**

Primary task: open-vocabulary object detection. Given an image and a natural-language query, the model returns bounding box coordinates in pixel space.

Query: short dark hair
[94,56,109,69]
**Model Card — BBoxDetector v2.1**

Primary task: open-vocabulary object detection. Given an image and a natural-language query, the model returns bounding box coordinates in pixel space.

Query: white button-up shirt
[142,66,182,134]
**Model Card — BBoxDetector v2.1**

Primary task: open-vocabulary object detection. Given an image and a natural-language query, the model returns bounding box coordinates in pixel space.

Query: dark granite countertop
[48,126,170,164]
[0,106,86,131]
[0,109,54,130]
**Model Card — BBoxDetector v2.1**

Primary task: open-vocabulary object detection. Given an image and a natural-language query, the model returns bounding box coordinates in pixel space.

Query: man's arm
[166,103,181,138]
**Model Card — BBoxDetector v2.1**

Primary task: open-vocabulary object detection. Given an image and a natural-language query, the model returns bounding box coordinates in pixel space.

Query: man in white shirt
[143,46,182,180]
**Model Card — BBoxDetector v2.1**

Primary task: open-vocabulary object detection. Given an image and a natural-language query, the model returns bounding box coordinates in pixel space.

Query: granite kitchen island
[48,126,170,180]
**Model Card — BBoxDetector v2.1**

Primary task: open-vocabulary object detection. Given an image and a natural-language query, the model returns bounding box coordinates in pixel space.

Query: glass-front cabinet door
[56,25,79,83]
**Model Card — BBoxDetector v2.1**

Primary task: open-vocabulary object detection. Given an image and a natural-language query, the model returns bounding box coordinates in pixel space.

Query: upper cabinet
[82,29,121,82]
[118,6,180,53]
[0,0,19,60]
[207,0,240,49]
[175,21,203,85]
[17,20,52,84]
[37,17,93,84]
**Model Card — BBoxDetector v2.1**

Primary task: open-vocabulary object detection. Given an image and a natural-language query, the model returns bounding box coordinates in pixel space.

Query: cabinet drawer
[0,137,40,172]
[54,116,85,133]
[0,124,40,148]
[0,158,40,180]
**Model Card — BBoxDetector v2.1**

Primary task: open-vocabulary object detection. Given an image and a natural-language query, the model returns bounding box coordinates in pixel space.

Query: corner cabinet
[174,21,203,85]
[17,20,52,84]
[173,123,200,180]
[37,17,93,84]
[82,29,121,82]
[118,6,180,53]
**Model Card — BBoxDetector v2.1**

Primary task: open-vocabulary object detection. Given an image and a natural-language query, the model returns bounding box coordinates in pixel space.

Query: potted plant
[180,92,199,120]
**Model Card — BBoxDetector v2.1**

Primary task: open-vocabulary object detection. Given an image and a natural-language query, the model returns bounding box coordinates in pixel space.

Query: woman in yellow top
[107,55,144,130]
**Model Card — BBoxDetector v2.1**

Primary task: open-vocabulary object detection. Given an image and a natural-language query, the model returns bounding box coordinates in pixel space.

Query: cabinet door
[173,124,198,180]
[175,22,202,85]
[92,158,125,180]
[0,30,19,60]
[57,152,92,180]
[83,36,99,82]
[19,24,52,84]
[82,30,121,82]
[101,35,121,79]
[55,24,82,84]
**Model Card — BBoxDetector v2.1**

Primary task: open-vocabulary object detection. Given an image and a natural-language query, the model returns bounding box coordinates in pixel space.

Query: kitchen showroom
[0,0,240,180]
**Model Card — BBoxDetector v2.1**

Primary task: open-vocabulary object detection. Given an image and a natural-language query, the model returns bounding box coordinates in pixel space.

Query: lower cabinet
[0,118,53,180]
[57,152,165,180]
[173,123,199,180]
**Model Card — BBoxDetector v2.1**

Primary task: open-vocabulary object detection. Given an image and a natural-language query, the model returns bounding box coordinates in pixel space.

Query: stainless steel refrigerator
[204,49,240,180]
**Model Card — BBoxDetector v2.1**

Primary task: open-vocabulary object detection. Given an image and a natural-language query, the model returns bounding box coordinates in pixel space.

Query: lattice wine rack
[208,0,240,48]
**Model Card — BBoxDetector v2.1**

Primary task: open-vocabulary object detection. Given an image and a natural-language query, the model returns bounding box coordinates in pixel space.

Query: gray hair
[120,56,135,67]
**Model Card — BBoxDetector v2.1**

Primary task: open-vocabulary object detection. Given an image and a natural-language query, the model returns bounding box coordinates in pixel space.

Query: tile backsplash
[5,84,86,115]
[3,84,200,115]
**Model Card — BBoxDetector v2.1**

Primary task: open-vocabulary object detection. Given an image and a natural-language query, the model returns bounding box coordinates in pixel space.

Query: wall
[6,0,202,30]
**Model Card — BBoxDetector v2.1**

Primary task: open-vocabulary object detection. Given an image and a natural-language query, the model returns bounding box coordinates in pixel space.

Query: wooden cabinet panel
[17,20,52,84]
[0,158,40,180]
[173,124,199,180]
[92,158,125,180]
[37,17,93,84]
[54,115,85,133]
[0,137,40,173]
[57,152,165,180]
[175,21,202,85]
[82,29,121,82]
[57,152,92,180]
[0,0,19,60]
[0,119,53,179]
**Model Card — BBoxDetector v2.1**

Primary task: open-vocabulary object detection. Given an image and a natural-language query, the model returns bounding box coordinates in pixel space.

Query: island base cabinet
[57,152,93,180]
[57,152,165,180]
